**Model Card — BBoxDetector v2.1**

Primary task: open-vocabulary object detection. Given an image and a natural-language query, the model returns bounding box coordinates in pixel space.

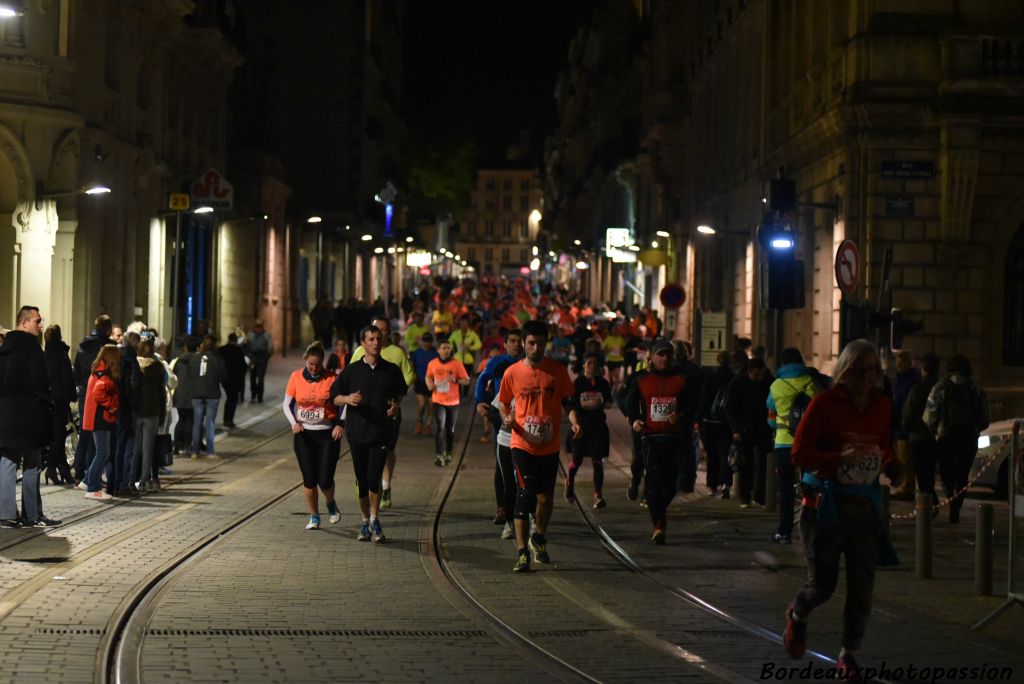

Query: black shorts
[414,379,431,396]
[574,422,610,460]
[607,361,624,372]
[293,429,341,490]
[511,449,559,494]
[384,414,401,451]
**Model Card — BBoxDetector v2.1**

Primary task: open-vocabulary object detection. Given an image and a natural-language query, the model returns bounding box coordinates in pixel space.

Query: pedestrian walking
[766,348,821,544]
[81,345,121,501]
[72,316,113,481]
[783,339,902,681]
[625,338,699,544]
[349,316,414,509]
[219,333,248,429]
[189,335,227,458]
[889,350,920,499]
[130,338,166,493]
[425,338,470,466]
[566,353,612,509]
[725,357,773,506]
[170,339,196,454]
[923,354,989,523]
[698,351,734,496]
[0,306,59,527]
[901,354,940,508]
[244,319,273,402]
[497,320,579,572]
[331,325,408,543]
[284,342,343,531]
[43,324,76,485]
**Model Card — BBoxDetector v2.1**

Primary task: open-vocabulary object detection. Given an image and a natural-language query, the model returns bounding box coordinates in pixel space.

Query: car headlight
[978,435,990,449]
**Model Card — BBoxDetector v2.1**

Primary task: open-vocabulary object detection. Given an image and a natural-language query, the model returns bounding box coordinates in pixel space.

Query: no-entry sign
[834,240,860,295]
[659,283,686,309]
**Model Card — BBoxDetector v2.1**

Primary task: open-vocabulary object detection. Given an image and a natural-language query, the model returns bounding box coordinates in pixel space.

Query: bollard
[915,492,932,579]
[975,503,994,596]
[765,450,778,513]
[880,485,891,537]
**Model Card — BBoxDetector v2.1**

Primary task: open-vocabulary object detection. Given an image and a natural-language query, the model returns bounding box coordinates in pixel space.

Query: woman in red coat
[81,345,121,500]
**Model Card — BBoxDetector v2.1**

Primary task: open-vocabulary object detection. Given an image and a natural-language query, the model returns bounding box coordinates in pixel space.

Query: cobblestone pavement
[1,357,1022,683]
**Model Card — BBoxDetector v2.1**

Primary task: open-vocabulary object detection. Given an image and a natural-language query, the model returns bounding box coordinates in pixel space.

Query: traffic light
[757,212,804,310]
[890,307,923,350]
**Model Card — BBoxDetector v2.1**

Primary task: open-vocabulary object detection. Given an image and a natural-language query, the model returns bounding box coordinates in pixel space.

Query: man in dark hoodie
[0,306,58,528]
[219,334,248,429]
[43,325,77,484]
[111,331,140,495]
[72,315,113,480]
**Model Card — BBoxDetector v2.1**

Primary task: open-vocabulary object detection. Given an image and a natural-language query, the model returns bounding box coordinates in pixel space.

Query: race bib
[650,397,676,422]
[607,347,622,358]
[523,415,553,444]
[297,405,326,424]
[837,452,882,485]
[579,391,603,410]
[436,379,451,394]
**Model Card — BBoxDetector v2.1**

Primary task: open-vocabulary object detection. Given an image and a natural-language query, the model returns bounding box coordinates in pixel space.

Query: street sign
[169,193,190,211]
[885,195,915,218]
[190,168,234,210]
[880,160,934,179]
[698,310,728,367]
[835,239,860,295]
[659,283,686,309]
[605,227,637,263]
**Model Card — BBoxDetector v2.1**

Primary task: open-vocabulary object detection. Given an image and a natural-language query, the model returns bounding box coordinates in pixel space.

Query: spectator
[219,333,248,429]
[244,319,273,403]
[43,324,77,485]
[189,335,227,459]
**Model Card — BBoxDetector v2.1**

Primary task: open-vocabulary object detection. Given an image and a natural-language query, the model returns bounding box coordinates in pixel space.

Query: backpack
[707,384,730,423]
[941,379,988,436]
[248,332,269,356]
[782,378,814,436]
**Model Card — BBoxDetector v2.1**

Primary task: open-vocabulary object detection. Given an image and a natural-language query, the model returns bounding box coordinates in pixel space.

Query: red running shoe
[783,603,807,659]
[836,654,864,683]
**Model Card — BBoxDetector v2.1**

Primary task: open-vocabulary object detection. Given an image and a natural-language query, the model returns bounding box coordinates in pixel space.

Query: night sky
[402,1,594,165]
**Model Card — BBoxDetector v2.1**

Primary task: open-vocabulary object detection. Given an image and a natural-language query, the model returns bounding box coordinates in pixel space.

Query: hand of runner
[666,412,680,426]
[632,419,645,433]
[571,422,582,439]
[502,413,513,430]
[291,423,303,434]
[348,390,363,406]
[386,398,400,417]
[331,425,343,441]
[476,402,490,418]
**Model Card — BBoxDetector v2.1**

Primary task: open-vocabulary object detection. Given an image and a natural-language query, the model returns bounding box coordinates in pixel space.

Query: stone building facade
[0,0,240,344]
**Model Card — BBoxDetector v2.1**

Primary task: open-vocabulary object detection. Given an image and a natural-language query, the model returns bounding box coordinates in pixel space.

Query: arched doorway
[1004,224,1024,366]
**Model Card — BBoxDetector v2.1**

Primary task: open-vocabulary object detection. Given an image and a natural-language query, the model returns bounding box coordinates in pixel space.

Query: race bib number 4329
[650,397,677,422]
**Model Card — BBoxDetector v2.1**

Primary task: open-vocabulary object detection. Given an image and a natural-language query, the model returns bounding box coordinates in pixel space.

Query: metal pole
[171,210,182,355]
[915,492,932,579]
[976,503,994,596]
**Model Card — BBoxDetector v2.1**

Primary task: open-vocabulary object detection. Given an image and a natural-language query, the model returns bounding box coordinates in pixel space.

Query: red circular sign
[659,284,686,309]
[835,240,860,294]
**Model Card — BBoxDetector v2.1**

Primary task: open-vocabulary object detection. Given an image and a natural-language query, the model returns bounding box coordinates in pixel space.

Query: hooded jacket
[767,363,820,448]
[83,360,119,431]
[131,356,167,421]
[188,349,227,400]
[73,331,113,391]
[0,330,53,449]
[171,353,193,408]
[44,340,77,403]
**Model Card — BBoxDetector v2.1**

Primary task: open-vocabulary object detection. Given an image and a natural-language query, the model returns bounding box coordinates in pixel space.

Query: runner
[475,328,524,525]
[283,342,343,530]
[425,338,470,466]
[783,339,902,681]
[602,324,627,390]
[566,352,612,509]
[410,333,438,436]
[625,338,699,544]
[349,315,415,509]
[331,326,407,542]
[492,392,516,540]
[497,320,579,573]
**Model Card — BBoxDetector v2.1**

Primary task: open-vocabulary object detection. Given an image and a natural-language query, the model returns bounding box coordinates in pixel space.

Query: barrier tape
[889,435,1013,521]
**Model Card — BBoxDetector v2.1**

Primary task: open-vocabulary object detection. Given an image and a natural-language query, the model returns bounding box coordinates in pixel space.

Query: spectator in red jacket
[82,345,121,500]
[782,339,903,682]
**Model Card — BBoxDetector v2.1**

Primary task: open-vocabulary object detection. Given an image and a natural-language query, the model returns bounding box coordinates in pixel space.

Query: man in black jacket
[331,325,407,544]
[72,315,113,480]
[112,331,140,495]
[219,334,248,429]
[724,357,773,506]
[698,351,734,496]
[0,306,58,527]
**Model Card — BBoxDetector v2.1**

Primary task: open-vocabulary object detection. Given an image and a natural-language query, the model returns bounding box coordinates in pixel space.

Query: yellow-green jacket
[767,363,819,448]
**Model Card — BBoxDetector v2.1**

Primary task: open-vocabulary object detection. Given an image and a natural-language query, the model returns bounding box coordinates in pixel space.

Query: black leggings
[294,429,341,490]
[350,442,389,498]
[641,435,682,525]
[496,443,517,519]
[937,433,977,512]
[433,404,459,455]
[568,423,608,494]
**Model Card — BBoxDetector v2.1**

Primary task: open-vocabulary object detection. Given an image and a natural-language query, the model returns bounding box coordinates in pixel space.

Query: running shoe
[783,603,807,659]
[721,488,730,500]
[501,522,514,539]
[771,533,792,545]
[85,490,113,501]
[28,516,63,528]
[443,451,452,465]
[357,521,371,541]
[639,497,648,509]
[414,423,423,435]
[528,535,550,564]
[626,481,639,501]
[740,499,752,509]
[328,502,341,524]
[835,654,863,682]
[434,454,445,467]
[592,493,606,509]
[190,453,200,460]
[563,482,576,504]
[651,527,666,545]
[492,507,506,525]
[306,515,321,530]
[371,518,385,543]
[0,519,23,529]
[512,548,531,573]
[381,488,392,509]
[76,481,88,491]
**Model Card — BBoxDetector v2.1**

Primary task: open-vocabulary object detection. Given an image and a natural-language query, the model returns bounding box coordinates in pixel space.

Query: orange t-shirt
[285,370,338,428]
[426,357,468,406]
[497,358,574,455]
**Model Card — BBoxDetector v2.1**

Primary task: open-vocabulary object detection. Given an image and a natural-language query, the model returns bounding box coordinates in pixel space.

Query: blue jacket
[474,353,521,405]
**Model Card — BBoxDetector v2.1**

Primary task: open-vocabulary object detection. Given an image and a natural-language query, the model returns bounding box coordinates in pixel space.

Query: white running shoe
[501,522,514,539]
[85,490,112,501]
[305,515,320,530]
[328,503,341,524]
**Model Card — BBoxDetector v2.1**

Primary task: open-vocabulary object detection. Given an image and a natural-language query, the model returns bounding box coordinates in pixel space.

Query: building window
[520,196,529,211]
[1005,224,1024,365]
[485,263,493,275]
[485,220,494,238]
[503,195,512,210]
[501,248,510,262]
[466,220,476,237]
[502,221,511,239]
[0,15,25,48]
[484,247,493,261]
[467,246,477,260]
[485,199,494,210]
[520,248,528,262]
[521,178,530,191]
[485,178,495,190]
[520,220,529,238]
[503,179,512,191]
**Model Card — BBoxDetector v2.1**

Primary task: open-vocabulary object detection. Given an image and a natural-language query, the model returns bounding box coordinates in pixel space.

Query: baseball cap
[650,338,674,356]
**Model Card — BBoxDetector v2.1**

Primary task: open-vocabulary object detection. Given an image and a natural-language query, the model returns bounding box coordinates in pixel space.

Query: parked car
[968,418,1022,498]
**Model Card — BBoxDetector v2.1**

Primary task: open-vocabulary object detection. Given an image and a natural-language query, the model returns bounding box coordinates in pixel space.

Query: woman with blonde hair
[80,345,121,500]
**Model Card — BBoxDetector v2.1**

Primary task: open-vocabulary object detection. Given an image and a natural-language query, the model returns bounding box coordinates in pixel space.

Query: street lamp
[35,180,113,209]
[696,224,716,235]
[405,236,414,243]
[656,230,671,238]
[307,215,322,224]
[193,206,214,214]
[361,234,373,242]
[0,1,24,17]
